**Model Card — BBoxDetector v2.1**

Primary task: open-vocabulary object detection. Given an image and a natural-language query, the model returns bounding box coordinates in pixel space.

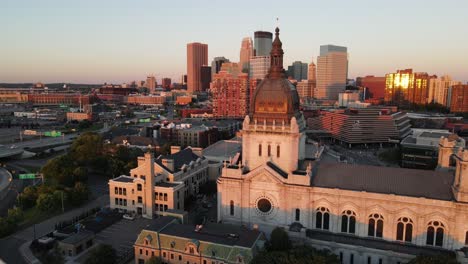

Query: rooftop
[155,182,182,188]
[312,162,454,201]
[156,148,203,173]
[307,229,454,257]
[202,137,242,161]
[60,230,94,245]
[111,175,135,183]
[159,222,262,248]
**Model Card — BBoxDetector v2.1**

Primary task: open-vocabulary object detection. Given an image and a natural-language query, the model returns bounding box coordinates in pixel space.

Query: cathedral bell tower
[241,27,306,172]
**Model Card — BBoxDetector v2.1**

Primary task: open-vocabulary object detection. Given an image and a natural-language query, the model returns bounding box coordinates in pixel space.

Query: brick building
[450,84,468,113]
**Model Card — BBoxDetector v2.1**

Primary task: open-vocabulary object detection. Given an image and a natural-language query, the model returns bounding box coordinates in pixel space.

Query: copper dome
[250,27,301,124]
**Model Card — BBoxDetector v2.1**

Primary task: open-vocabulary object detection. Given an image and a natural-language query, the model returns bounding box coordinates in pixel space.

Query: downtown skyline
[1,0,468,84]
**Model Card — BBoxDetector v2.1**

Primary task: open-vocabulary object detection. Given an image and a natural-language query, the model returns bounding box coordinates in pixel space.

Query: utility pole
[61,191,65,213]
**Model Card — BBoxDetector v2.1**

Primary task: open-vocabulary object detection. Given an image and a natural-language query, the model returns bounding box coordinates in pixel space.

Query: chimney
[162,158,174,171]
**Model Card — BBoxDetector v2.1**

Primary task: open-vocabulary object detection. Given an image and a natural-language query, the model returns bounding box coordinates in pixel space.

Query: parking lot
[91,217,153,261]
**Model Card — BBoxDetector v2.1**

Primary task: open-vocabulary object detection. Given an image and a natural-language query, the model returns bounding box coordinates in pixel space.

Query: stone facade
[109,148,209,218]
[217,27,468,264]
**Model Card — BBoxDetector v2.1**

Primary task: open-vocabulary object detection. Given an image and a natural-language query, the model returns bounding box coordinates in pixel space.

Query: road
[0,195,109,264]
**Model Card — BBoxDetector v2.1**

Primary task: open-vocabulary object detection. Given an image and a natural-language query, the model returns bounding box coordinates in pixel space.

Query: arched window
[341,210,356,234]
[230,200,234,216]
[396,217,413,242]
[277,145,280,158]
[315,207,330,230]
[258,144,262,156]
[465,231,468,245]
[426,221,445,247]
[267,145,271,156]
[295,209,300,221]
[368,213,384,238]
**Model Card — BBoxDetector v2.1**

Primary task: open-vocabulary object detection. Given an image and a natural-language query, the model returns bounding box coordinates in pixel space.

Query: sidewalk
[16,195,109,264]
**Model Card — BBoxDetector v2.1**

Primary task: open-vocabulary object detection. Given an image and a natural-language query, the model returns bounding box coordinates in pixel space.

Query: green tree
[70,132,103,164]
[407,254,459,264]
[85,244,117,264]
[69,182,89,206]
[7,207,23,223]
[73,167,88,182]
[36,193,60,212]
[42,154,76,186]
[19,186,38,209]
[251,245,340,264]
[0,217,16,238]
[269,227,291,251]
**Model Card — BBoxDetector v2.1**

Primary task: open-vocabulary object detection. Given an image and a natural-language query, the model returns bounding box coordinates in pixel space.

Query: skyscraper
[287,61,308,81]
[384,69,432,106]
[249,56,270,80]
[187,42,208,93]
[450,84,468,113]
[161,78,171,89]
[146,75,157,94]
[211,57,230,79]
[315,45,348,100]
[308,61,316,82]
[428,75,461,106]
[254,31,273,56]
[239,37,253,73]
[200,66,212,92]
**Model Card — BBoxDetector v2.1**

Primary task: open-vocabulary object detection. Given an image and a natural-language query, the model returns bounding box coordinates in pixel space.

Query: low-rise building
[134,216,265,264]
[57,230,95,258]
[125,95,166,106]
[401,129,465,170]
[66,112,92,121]
[308,107,411,146]
[108,148,209,218]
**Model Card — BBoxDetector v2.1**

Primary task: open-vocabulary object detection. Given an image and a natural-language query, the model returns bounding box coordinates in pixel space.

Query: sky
[1,0,467,84]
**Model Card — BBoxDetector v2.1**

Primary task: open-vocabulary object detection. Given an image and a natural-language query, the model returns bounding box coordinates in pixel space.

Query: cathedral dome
[250,27,300,124]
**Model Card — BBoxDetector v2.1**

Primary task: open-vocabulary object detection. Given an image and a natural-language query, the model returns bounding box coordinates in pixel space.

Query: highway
[0,124,112,158]
[0,168,12,200]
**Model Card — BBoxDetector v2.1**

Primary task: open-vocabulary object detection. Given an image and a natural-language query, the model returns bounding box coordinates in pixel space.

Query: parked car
[123,214,135,220]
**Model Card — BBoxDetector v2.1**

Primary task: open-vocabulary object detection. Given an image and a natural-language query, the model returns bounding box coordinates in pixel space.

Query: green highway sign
[19,173,36,179]
[139,118,151,123]
[44,131,62,137]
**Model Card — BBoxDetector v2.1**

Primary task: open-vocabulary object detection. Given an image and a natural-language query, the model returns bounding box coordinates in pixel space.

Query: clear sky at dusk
[1,0,467,84]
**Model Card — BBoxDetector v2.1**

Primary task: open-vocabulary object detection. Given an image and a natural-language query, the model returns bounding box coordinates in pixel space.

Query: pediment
[245,164,286,184]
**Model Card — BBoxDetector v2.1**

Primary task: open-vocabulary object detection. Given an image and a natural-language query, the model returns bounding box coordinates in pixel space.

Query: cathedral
[216,28,468,264]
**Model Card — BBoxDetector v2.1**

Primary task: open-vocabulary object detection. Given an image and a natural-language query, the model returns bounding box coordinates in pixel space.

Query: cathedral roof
[312,162,454,201]
[250,27,301,124]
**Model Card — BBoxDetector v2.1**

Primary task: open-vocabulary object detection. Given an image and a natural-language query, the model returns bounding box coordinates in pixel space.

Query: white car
[123,214,135,220]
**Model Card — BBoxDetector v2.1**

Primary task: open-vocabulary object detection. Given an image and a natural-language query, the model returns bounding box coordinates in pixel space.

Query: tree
[19,186,38,209]
[42,154,76,186]
[407,255,459,264]
[73,167,88,182]
[85,244,117,264]
[251,245,340,264]
[36,193,60,212]
[269,227,291,251]
[69,182,89,206]
[70,132,103,164]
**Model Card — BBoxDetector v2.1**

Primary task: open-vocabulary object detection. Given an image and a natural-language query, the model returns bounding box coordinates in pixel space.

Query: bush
[269,227,291,251]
